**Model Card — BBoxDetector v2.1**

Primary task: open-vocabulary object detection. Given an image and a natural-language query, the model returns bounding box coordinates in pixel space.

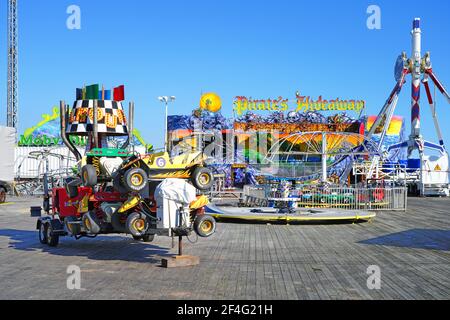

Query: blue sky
[0,0,449,148]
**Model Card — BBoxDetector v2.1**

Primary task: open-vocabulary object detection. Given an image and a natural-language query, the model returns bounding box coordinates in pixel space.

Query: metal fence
[243,185,407,211]
[15,146,81,179]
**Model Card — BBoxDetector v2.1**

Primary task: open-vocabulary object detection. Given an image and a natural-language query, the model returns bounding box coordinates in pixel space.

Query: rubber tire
[65,216,81,236]
[112,172,128,194]
[194,215,216,237]
[126,212,149,237]
[81,164,98,187]
[82,211,101,234]
[124,168,148,192]
[141,234,155,242]
[111,212,126,233]
[0,186,6,203]
[191,167,214,191]
[65,177,80,198]
[46,223,60,247]
[42,197,50,213]
[39,222,48,244]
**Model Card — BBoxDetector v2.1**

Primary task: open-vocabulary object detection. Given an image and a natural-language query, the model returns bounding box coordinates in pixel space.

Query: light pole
[158,96,176,152]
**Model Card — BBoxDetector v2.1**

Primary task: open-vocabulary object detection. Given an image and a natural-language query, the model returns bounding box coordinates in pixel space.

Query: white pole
[165,101,168,153]
[411,18,422,139]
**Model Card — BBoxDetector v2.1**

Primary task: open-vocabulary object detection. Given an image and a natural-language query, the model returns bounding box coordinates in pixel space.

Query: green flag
[85,84,99,100]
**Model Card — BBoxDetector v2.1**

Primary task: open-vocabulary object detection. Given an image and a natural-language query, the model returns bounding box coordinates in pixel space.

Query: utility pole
[7,0,18,134]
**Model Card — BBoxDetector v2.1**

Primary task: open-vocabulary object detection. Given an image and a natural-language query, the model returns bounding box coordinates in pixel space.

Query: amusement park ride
[31,18,450,255]
[367,18,450,196]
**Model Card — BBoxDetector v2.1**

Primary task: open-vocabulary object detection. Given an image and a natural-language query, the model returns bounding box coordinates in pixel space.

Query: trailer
[37,178,215,247]
[37,87,216,249]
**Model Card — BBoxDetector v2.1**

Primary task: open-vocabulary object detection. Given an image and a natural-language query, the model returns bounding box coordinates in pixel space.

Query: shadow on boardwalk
[360,228,450,251]
[0,229,171,264]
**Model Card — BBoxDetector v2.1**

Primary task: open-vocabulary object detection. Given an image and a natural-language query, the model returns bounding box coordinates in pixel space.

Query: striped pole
[411,18,422,138]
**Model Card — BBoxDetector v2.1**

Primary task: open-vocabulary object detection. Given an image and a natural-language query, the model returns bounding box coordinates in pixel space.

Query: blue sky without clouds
[0,0,449,148]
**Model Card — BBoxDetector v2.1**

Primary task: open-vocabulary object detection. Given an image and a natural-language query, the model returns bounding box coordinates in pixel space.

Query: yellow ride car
[113,151,214,192]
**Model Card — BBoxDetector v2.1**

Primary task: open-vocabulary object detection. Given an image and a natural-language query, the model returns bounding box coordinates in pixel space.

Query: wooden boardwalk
[0,196,448,299]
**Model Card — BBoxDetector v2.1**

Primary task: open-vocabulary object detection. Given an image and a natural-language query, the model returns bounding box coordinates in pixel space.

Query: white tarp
[155,178,197,205]
[0,126,16,182]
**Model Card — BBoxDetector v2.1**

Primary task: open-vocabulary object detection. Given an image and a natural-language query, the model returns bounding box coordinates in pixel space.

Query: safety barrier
[243,185,407,211]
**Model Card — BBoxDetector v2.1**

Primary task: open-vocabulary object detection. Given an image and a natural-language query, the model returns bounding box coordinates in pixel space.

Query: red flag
[113,85,125,101]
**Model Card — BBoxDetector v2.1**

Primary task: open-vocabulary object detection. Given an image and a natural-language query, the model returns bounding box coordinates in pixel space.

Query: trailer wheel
[81,165,98,187]
[194,215,216,237]
[0,186,7,203]
[46,223,60,247]
[191,167,214,191]
[126,212,149,237]
[38,222,48,244]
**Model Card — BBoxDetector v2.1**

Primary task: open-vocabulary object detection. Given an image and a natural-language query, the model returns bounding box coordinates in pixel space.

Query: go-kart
[110,151,214,193]
[76,149,214,194]
[116,192,215,239]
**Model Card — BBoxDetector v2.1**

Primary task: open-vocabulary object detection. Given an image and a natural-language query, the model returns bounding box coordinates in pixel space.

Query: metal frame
[371,19,449,196]
[243,185,407,211]
[7,0,18,131]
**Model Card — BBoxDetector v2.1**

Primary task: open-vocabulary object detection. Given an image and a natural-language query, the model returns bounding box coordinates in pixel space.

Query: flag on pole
[113,85,125,101]
[76,88,83,100]
[86,84,100,100]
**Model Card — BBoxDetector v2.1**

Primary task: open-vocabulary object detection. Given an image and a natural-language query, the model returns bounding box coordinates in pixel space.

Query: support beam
[321,132,327,183]
[7,0,19,134]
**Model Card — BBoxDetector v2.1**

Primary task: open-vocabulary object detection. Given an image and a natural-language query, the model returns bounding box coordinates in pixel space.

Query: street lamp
[158,96,176,152]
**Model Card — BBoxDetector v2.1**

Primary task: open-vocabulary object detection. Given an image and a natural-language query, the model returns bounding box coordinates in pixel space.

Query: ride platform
[206,204,375,223]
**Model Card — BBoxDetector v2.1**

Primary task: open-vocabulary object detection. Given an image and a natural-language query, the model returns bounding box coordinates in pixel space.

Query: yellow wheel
[194,215,216,237]
[132,218,146,232]
[199,172,210,185]
[126,212,149,237]
[191,167,214,191]
[124,168,148,192]
[130,173,143,187]
[200,219,213,233]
